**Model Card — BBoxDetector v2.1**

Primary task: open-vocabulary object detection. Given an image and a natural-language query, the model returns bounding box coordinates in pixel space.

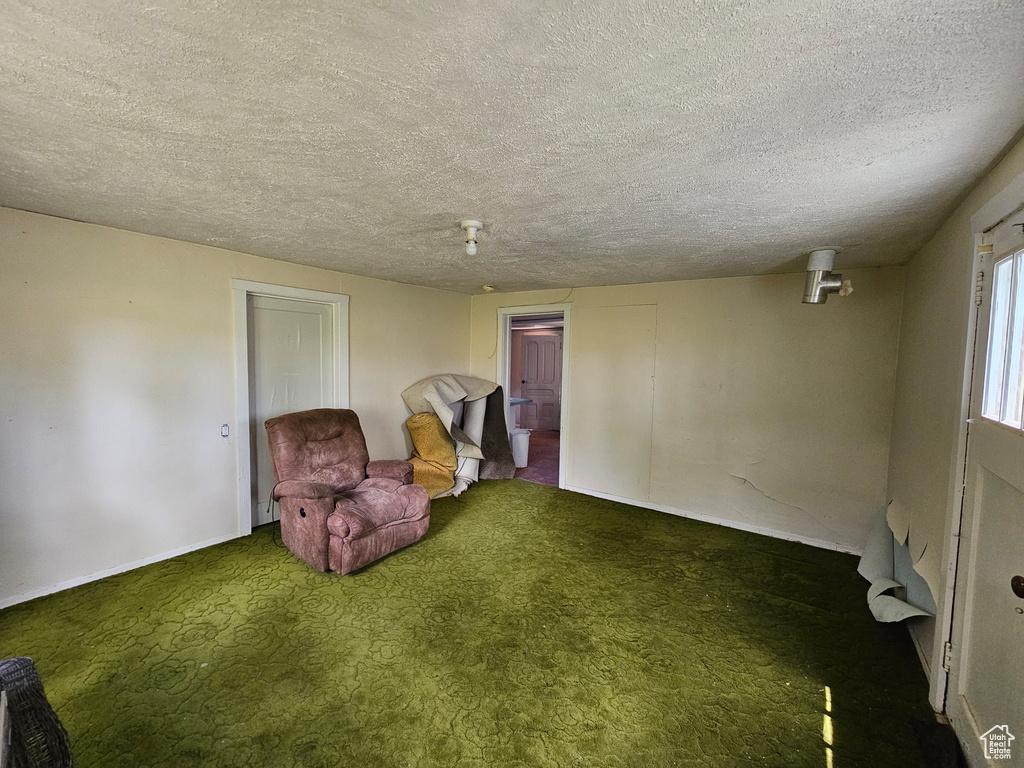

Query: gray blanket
[479,386,516,480]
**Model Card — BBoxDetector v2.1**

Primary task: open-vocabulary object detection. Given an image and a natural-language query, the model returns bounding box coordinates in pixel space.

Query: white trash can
[510,428,531,468]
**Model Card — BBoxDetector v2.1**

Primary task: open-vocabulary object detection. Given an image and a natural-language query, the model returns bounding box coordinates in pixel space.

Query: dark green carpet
[0,480,932,767]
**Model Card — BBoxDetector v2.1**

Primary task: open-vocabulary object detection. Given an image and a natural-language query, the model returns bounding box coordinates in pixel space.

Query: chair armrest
[272,481,336,500]
[329,482,429,540]
[366,460,414,484]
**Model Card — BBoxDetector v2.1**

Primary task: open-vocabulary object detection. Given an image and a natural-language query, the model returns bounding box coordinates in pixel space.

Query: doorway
[498,306,571,488]
[232,281,349,534]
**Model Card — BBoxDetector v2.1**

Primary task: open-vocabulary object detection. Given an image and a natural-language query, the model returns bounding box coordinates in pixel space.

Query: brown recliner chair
[265,409,430,575]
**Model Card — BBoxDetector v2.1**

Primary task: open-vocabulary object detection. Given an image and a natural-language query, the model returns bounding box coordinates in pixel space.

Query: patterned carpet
[0,480,932,767]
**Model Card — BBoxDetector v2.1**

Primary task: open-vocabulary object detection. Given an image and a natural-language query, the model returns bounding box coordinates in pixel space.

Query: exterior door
[947,216,1024,765]
[248,295,336,527]
[519,332,562,431]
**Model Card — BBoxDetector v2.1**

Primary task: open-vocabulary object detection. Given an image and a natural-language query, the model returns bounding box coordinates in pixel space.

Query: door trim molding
[930,236,985,713]
[231,280,350,536]
[497,304,572,489]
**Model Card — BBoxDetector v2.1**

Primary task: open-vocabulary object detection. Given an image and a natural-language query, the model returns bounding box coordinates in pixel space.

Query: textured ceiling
[3,1,1024,294]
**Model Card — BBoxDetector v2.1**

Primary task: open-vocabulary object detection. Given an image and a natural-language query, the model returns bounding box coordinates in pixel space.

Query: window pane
[983,256,1013,420]
[1004,254,1024,429]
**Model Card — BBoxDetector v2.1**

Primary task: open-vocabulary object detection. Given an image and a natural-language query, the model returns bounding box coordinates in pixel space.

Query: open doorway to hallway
[509,313,563,487]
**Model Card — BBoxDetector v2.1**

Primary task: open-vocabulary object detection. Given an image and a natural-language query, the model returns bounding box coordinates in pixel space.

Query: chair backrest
[265,409,370,492]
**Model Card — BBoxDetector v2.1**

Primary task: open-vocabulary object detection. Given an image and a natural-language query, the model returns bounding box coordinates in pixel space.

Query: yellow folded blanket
[406,412,457,498]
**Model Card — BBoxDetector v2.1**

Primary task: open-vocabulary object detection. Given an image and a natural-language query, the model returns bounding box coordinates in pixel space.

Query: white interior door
[947,216,1024,765]
[519,332,562,431]
[248,295,336,527]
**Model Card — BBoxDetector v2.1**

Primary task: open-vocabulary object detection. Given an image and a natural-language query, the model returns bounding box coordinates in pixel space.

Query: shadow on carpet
[0,480,933,767]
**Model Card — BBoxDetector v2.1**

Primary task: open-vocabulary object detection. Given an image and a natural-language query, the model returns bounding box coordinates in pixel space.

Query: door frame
[497,304,572,489]
[231,280,350,535]
[934,174,1024,717]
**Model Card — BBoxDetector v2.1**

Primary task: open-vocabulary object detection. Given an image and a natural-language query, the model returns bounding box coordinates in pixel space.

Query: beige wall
[0,207,470,607]
[886,135,1024,694]
[471,268,904,551]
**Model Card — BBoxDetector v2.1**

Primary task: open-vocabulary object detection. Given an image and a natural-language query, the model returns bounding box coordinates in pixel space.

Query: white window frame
[981,246,1024,431]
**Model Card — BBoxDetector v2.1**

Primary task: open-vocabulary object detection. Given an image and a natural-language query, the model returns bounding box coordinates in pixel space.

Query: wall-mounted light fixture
[461,220,483,256]
[802,249,853,304]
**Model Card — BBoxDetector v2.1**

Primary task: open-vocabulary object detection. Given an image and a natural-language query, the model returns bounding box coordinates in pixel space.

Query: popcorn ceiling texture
[1,0,1023,293]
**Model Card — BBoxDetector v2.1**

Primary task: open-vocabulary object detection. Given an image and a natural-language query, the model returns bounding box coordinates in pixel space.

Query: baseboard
[907,620,933,680]
[0,533,239,610]
[562,484,863,555]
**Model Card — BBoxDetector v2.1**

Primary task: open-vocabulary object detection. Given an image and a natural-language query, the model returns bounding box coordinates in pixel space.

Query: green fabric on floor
[0,480,932,767]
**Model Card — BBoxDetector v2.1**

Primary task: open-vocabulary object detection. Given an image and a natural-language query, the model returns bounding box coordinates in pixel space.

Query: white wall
[886,134,1024,699]
[0,207,470,607]
[472,269,904,552]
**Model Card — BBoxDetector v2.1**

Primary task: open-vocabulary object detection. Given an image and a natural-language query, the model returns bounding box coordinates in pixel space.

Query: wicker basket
[0,657,74,768]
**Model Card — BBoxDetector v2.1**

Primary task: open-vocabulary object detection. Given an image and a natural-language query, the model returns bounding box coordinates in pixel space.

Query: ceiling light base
[461,220,484,257]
